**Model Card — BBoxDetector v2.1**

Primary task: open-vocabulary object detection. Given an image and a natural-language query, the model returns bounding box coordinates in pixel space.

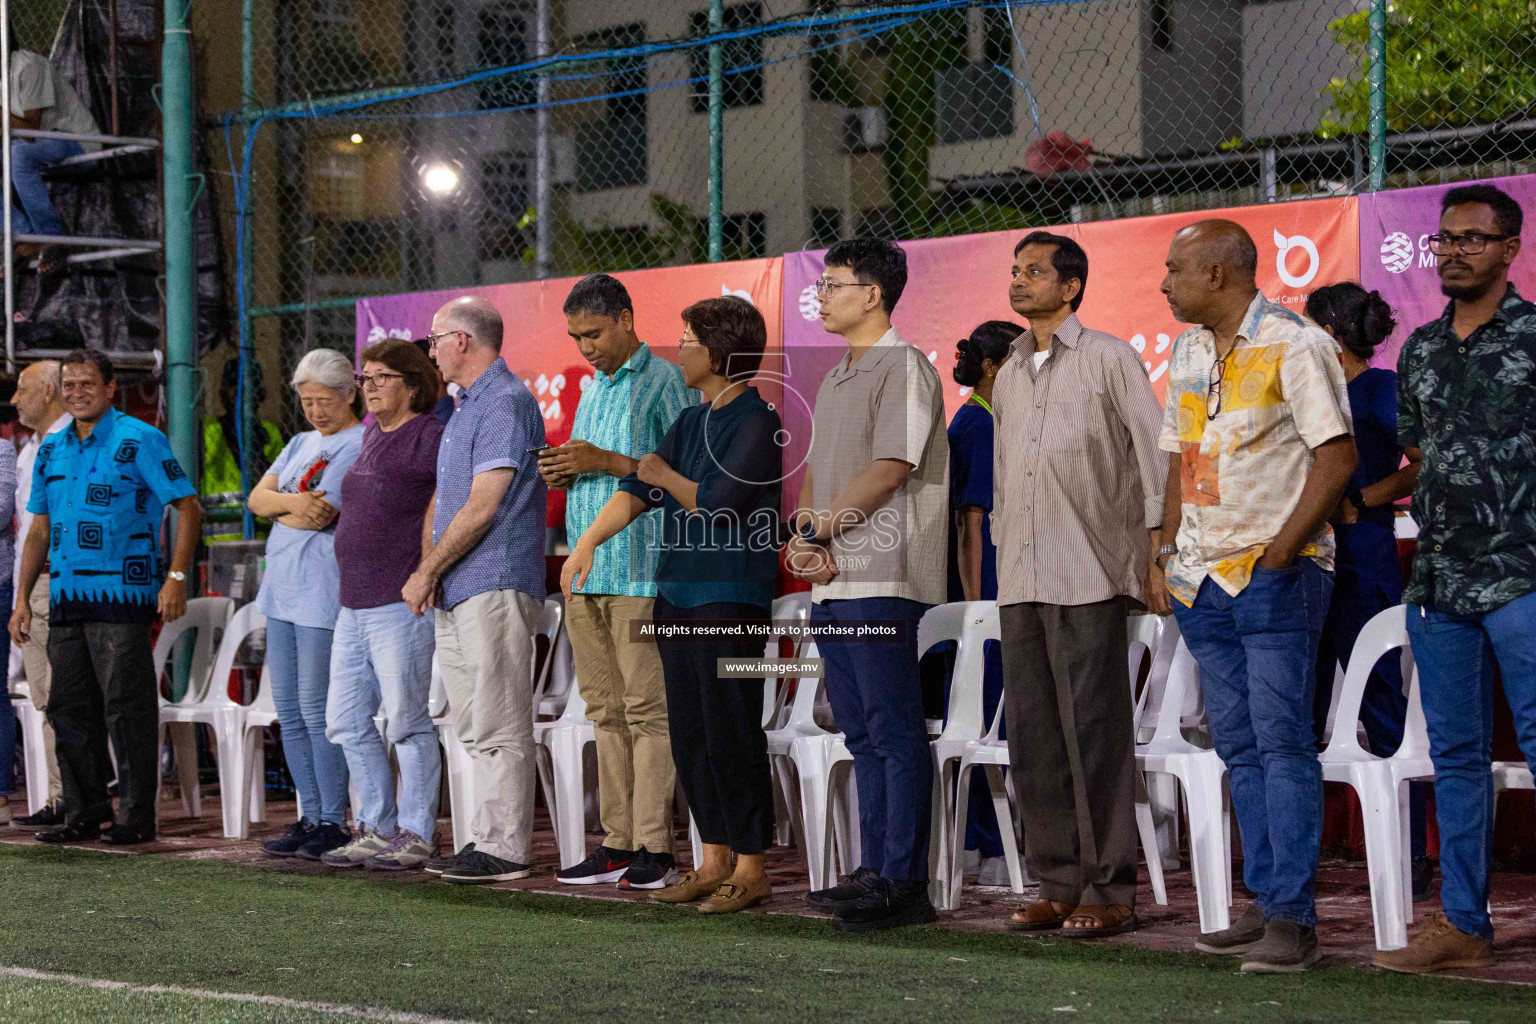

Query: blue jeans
[9,138,82,236]
[325,603,439,840]
[1407,589,1536,941]
[0,579,13,795]
[1173,560,1332,927]
[266,617,349,825]
[814,596,933,882]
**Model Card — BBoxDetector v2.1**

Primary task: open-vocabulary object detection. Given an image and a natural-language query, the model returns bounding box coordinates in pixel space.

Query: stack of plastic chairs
[151,596,235,821]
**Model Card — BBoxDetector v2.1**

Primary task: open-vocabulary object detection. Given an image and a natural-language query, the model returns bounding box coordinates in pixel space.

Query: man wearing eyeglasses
[1375,184,1536,974]
[1155,220,1356,973]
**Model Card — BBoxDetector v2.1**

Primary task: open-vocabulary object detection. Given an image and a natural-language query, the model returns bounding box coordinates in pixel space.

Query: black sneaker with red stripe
[555,845,633,885]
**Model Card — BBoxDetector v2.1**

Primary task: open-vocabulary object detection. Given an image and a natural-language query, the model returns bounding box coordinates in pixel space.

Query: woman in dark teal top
[562,296,781,914]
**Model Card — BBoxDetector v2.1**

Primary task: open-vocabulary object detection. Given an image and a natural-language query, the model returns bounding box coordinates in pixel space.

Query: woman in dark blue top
[946,321,1017,883]
[561,296,781,913]
[1305,284,1430,891]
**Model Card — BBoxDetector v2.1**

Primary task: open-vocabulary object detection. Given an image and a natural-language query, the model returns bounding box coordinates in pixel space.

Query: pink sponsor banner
[1358,173,1536,370]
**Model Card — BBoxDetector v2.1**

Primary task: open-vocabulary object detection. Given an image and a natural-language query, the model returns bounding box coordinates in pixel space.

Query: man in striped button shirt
[540,275,694,890]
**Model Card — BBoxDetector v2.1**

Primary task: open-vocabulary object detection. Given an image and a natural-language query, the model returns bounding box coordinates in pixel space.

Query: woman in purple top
[321,339,446,871]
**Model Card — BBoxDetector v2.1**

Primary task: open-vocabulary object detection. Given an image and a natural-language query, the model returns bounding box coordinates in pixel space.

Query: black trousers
[47,621,160,829]
[1000,598,1139,909]
[654,597,775,855]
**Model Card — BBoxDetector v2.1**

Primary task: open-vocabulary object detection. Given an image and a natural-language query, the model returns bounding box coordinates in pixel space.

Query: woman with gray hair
[246,348,365,860]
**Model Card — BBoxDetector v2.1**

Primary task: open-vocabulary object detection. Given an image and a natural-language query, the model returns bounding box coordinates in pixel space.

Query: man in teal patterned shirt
[539,275,693,890]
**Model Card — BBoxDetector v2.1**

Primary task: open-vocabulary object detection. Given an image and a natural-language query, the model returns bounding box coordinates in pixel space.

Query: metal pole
[163,3,198,492]
[707,0,724,262]
[239,0,257,538]
[534,0,552,279]
[3,0,15,375]
[1367,0,1387,191]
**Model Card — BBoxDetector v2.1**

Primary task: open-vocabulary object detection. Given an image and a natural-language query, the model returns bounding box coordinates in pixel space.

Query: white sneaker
[320,826,390,868]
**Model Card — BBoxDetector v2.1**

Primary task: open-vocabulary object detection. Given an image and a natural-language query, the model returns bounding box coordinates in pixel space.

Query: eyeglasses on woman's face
[355,371,404,390]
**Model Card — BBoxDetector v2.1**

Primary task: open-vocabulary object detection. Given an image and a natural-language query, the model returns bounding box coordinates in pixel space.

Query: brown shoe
[651,870,728,904]
[1006,900,1073,932]
[697,876,773,915]
[1373,914,1493,974]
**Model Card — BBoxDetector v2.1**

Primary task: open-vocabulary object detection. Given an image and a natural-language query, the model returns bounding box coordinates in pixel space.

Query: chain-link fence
[192,0,1536,433]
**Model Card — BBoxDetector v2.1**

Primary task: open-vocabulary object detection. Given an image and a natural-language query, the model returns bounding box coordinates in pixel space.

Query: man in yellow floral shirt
[1153,220,1357,973]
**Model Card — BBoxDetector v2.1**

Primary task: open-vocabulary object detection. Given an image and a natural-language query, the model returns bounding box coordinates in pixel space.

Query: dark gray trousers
[1000,598,1139,909]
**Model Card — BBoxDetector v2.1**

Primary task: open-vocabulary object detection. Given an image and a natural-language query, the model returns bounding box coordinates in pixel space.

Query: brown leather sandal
[1059,903,1139,938]
[1005,900,1073,931]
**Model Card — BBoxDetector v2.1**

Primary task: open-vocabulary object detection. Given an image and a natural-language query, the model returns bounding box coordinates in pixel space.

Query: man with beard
[1375,184,1536,974]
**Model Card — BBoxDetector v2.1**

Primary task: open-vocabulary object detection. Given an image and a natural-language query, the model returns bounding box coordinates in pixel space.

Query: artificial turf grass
[0,845,1529,1024]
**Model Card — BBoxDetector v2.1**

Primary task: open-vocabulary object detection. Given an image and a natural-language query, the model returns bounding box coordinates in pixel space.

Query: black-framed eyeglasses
[355,371,404,389]
[1427,232,1513,256]
[424,329,471,350]
[1207,357,1227,420]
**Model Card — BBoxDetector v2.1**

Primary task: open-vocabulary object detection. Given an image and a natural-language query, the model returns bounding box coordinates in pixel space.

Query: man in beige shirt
[789,238,949,933]
[993,232,1167,938]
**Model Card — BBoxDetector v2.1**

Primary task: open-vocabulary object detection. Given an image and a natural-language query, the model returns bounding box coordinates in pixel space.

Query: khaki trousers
[566,593,674,854]
[435,588,543,864]
[21,577,63,805]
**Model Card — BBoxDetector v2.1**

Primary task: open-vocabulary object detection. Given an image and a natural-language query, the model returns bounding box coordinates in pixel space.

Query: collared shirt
[434,357,548,608]
[28,408,197,623]
[1398,284,1536,615]
[807,327,949,606]
[1158,292,1353,606]
[14,412,72,594]
[992,314,1166,606]
[566,344,693,597]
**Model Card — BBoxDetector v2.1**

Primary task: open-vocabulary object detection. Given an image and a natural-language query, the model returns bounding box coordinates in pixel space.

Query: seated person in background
[6,28,101,276]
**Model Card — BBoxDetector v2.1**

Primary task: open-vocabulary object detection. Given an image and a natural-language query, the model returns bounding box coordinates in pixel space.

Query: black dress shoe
[36,820,108,844]
[14,802,66,828]
[832,878,937,933]
[101,824,156,846]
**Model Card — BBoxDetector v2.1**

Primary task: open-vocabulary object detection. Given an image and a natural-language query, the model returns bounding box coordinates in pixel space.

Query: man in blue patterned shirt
[1377,184,1536,975]
[539,275,693,890]
[9,350,200,846]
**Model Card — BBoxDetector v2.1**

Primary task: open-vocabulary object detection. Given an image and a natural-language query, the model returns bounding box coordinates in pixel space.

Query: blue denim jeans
[813,596,933,882]
[1407,589,1536,941]
[325,603,439,839]
[9,137,82,236]
[266,617,349,825]
[1172,560,1332,927]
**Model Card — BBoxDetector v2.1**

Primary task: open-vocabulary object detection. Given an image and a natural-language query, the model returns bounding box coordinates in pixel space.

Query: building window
[478,4,536,110]
[811,207,841,247]
[696,212,767,260]
[689,4,765,112]
[1151,0,1174,52]
[481,156,530,220]
[575,24,649,193]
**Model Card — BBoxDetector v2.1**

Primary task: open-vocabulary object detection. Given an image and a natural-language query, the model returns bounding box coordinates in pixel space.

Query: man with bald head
[1154,220,1356,972]
[8,360,70,826]
[403,296,549,884]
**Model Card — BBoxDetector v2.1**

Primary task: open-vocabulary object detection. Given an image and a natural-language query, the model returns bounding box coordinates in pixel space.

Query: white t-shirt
[1032,349,1050,370]
[9,50,101,151]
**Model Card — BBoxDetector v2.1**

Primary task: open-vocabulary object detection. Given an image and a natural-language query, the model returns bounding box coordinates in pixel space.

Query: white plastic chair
[763,592,811,846]
[152,596,235,819]
[187,600,268,838]
[1125,613,1171,908]
[1136,620,1234,934]
[9,680,50,814]
[535,681,596,869]
[1319,605,1434,951]
[1493,761,1535,832]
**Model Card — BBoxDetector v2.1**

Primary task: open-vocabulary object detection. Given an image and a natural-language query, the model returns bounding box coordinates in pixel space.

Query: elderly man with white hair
[246,349,365,861]
[8,360,70,827]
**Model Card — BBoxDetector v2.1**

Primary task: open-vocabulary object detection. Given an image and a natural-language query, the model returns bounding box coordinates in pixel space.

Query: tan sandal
[1006,900,1073,931]
[651,869,729,904]
[1060,903,1138,938]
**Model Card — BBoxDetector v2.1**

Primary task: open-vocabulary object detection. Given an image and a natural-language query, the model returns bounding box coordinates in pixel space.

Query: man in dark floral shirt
[1377,184,1536,974]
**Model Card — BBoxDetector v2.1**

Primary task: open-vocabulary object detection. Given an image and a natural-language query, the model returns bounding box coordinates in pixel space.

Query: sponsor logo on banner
[365,326,415,344]
[798,283,822,322]
[722,285,756,304]
[1273,230,1320,289]
[1378,230,1439,273]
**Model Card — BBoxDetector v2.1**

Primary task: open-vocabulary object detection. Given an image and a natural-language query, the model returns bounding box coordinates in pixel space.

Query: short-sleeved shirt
[334,414,444,610]
[9,51,100,152]
[807,328,949,606]
[616,387,782,610]
[1398,285,1536,615]
[565,345,693,597]
[1158,292,1353,606]
[28,408,197,624]
[433,358,548,609]
[254,423,366,629]
[945,403,996,603]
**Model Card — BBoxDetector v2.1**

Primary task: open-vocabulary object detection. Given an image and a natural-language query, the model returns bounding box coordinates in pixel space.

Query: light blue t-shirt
[254,423,365,630]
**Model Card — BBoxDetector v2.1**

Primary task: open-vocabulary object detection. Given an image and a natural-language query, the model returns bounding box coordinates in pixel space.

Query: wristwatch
[167,570,187,583]
[1345,489,1367,513]
[798,519,824,546]
[1156,544,1178,568]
